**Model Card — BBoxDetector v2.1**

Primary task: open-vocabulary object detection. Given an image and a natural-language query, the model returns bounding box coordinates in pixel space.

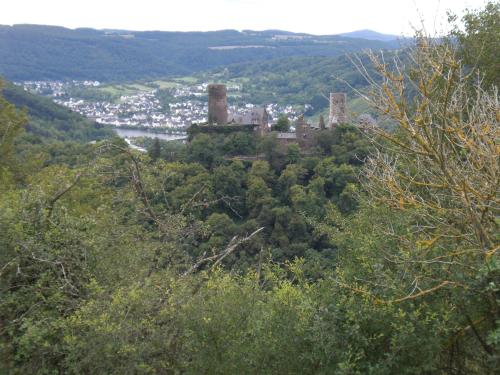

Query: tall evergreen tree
[149,137,161,161]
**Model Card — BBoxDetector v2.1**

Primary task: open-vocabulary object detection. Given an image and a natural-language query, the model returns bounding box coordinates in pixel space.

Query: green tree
[223,132,257,155]
[213,162,246,216]
[278,164,307,201]
[337,182,358,213]
[272,114,290,132]
[258,133,286,172]
[344,30,500,372]
[0,81,27,185]
[246,175,274,218]
[450,1,500,88]
[249,160,275,186]
[188,133,219,168]
[285,143,301,164]
[330,124,371,165]
[314,159,357,199]
[148,137,161,161]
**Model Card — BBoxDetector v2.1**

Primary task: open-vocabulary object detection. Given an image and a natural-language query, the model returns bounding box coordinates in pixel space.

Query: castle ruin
[229,107,269,136]
[190,85,356,152]
[208,84,228,125]
[328,92,347,128]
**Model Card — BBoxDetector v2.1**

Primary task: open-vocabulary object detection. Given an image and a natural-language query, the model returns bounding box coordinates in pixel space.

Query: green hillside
[0,25,402,81]
[203,54,381,113]
[1,81,114,143]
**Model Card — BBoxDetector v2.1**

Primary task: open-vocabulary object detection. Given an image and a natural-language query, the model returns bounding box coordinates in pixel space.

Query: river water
[114,128,187,141]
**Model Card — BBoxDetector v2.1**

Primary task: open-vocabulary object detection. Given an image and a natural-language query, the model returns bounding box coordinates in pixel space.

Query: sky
[1,0,489,36]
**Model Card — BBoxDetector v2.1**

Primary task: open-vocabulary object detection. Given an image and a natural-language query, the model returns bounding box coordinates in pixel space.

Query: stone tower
[328,93,347,128]
[208,84,228,125]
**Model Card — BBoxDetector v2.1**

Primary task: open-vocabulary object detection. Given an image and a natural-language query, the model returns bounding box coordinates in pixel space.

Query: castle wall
[295,116,316,149]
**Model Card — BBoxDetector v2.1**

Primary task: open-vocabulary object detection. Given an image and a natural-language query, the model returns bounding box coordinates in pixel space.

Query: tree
[148,137,161,161]
[450,1,500,88]
[285,143,301,164]
[330,124,372,165]
[258,133,286,172]
[278,164,307,201]
[249,160,275,187]
[347,33,499,372]
[0,81,27,185]
[187,134,219,168]
[272,114,290,132]
[223,132,257,155]
[204,213,238,251]
[290,177,326,216]
[337,182,358,213]
[213,163,246,216]
[314,159,357,199]
[358,36,498,255]
[246,175,273,217]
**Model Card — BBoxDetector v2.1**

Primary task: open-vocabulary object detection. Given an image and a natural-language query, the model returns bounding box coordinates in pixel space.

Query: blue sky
[1,0,489,35]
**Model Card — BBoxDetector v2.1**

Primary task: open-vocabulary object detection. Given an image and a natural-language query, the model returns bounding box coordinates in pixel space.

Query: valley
[16,53,380,134]
[1,1,498,373]
[19,78,307,130]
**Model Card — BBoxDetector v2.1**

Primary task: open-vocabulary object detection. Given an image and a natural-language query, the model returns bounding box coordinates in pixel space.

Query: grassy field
[151,80,181,89]
[173,76,199,84]
[96,78,196,98]
[97,85,143,97]
[90,82,155,102]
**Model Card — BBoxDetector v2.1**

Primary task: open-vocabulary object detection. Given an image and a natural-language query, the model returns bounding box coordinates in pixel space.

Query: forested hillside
[1,81,113,143]
[0,25,401,81]
[0,3,498,374]
[204,54,380,114]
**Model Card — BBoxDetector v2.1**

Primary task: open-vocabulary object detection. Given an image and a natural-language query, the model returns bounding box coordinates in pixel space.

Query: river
[113,128,187,141]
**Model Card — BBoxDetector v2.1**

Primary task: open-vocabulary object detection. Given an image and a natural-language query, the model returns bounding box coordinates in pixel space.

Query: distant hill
[203,53,382,114]
[340,29,403,42]
[1,81,114,143]
[0,24,401,82]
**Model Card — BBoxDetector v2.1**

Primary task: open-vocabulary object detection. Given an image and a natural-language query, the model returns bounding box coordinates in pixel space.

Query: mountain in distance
[0,24,402,82]
[340,29,403,41]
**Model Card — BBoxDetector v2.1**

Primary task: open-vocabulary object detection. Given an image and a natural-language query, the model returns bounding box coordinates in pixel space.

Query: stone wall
[295,116,317,149]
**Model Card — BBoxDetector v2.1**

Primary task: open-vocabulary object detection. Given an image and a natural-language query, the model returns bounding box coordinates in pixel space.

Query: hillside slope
[2,82,114,143]
[203,53,382,114]
[0,25,402,81]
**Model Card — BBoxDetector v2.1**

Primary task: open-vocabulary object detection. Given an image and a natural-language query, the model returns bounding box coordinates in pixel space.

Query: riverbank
[113,128,187,141]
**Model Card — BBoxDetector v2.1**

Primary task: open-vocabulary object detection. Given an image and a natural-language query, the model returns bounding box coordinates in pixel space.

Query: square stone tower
[328,93,347,128]
[208,84,228,125]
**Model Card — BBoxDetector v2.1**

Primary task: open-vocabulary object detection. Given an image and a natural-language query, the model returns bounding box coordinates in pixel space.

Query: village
[18,80,306,129]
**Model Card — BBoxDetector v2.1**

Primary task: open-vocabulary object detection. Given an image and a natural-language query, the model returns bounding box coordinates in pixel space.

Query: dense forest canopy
[0,2,499,374]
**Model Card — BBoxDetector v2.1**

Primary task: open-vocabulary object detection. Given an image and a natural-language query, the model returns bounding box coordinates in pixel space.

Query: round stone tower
[208,84,228,125]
